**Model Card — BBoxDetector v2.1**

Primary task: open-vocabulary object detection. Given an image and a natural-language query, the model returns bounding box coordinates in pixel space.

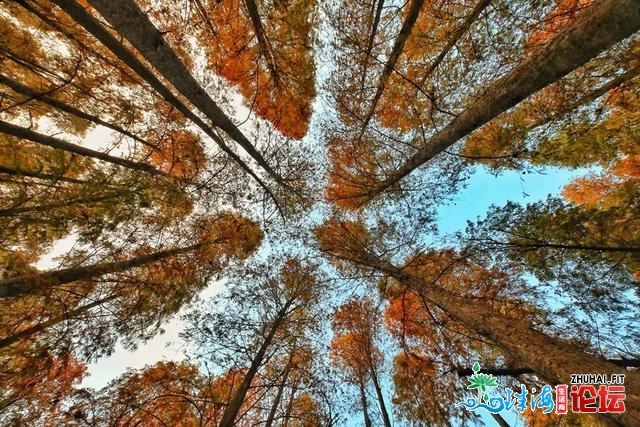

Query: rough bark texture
[217,300,293,427]
[49,0,280,205]
[0,243,202,298]
[0,295,117,348]
[364,0,640,202]
[85,0,286,187]
[0,120,170,178]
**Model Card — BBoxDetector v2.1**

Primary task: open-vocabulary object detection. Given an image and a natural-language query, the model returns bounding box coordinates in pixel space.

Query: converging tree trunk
[361,0,640,203]
[0,243,203,298]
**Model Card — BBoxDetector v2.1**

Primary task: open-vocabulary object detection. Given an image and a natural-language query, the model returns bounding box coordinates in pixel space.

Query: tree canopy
[1,0,639,426]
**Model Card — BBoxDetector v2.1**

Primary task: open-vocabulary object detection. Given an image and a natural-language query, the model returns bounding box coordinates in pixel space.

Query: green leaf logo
[467,363,498,403]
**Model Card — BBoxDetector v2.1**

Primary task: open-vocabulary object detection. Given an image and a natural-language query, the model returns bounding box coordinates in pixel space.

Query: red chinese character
[570,385,598,413]
[598,385,626,413]
[555,385,568,414]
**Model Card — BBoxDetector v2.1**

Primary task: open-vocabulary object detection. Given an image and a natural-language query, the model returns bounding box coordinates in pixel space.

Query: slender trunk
[0,243,203,298]
[264,352,295,427]
[492,240,640,253]
[0,120,171,178]
[358,255,640,425]
[359,0,385,90]
[0,74,154,149]
[359,0,425,135]
[370,369,392,427]
[361,0,640,203]
[243,0,280,87]
[490,412,511,427]
[358,379,373,427]
[84,0,286,187]
[49,0,282,210]
[282,374,300,427]
[0,294,117,348]
[0,193,120,217]
[418,0,491,85]
[0,164,88,185]
[217,300,293,427]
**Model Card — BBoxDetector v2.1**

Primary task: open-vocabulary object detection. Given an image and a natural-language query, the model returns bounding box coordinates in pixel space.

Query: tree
[327,0,640,208]
[331,297,392,427]
[315,218,640,425]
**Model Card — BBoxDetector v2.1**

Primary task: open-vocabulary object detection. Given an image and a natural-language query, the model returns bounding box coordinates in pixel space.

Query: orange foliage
[148,130,206,179]
[527,0,593,48]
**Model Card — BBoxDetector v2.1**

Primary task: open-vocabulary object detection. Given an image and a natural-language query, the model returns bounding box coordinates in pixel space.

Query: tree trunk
[456,359,640,376]
[217,300,294,427]
[243,0,280,87]
[264,351,295,427]
[490,412,511,427]
[0,120,170,178]
[359,0,425,135]
[0,243,203,298]
[0,73,154,149]
[0,294,117,348]
[358,255,640,426]
[49,0,281,207]
[362,0,640,203]
[359,0,385,90]
[0,193,121,217]
[0,164,88,185]
[83,0,286,187]
[358,379,373,427]
[370,369,392,427]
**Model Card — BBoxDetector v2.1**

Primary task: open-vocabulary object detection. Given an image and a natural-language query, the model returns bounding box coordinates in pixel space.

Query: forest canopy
[0,0,639,426]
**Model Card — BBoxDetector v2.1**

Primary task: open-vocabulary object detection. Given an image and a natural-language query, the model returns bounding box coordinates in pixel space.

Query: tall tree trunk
[0,243,203,298]
[354,254,640,426]
[0,120,171,178]
[370,369,392,427]
[358,0,385,90]
[264,351,295,427]
[358,379,373,427]
[0,164,88,185]
[359,0,425,136]
[83,0,286,187]
[243,0,280,87]
[218,300,294,427]
[0,294,117,348]
[360,0,640,203]
[0,74,154,149]
[48,0,282,209]
[0,193,121,217]
[490,412,511,427]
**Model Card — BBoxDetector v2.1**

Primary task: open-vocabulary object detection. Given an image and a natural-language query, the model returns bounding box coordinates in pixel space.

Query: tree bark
[0,294,117,348]
[359,0,385,90]
[243,0,280,87]
[0,164,88,185]
[370,369,392,427]
[83,0,286,187]
[0,193,121,217]
[264,351,295,427]
[358,379,373,427]
[0,243,203,298]
[353,254,640,426]
[359,0,425,135]
[359,0,640,203]
[217,300,294,427]
[0,120,171,178]
[0,73,154,149]
[48,0,282,208]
